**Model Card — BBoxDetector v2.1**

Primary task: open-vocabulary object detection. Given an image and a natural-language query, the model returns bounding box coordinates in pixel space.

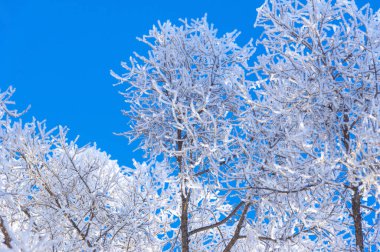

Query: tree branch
[189,201,245,236]
[223,203,251,252]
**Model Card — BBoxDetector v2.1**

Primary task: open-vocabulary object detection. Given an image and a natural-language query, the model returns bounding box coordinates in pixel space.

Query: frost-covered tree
[0,87,152,251]
[252,0,380,250]
[112,16,256,251]
[2,0,379,250]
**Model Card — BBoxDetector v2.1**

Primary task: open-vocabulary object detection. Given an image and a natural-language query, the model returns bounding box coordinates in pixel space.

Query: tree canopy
[0,0,379,251]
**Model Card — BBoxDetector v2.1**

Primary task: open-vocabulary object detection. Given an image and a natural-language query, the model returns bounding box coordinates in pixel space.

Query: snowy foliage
[0,88,152,251]
[251,0,380,250]
[0,0,379,251]
[113,15,256,251]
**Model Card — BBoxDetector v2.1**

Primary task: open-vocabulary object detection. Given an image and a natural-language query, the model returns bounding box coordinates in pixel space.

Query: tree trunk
[351,186,364,252]
[0,216,12,248]
[177,128,190,251]
[180,193,190,252]
[342,111,364,251]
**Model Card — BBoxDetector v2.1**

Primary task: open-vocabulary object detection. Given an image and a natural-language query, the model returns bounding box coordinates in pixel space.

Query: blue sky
[0,0,379,166]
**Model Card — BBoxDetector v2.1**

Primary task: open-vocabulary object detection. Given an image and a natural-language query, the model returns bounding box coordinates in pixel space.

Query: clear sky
[1,0,379,166]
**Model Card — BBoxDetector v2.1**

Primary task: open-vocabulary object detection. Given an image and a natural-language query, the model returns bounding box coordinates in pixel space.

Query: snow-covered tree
[112,15,256,251]
[252,0,380,250]
[0,87,152,251]
[1,0,379,250]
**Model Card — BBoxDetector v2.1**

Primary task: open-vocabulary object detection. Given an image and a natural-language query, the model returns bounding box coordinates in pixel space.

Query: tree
[1,0,379,250]
[112,15,256,251]
[0,87,152,251]
[253,0,380,250]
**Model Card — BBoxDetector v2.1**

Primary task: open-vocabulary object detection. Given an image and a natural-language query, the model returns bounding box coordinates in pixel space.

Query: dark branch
[189,202,245,236]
